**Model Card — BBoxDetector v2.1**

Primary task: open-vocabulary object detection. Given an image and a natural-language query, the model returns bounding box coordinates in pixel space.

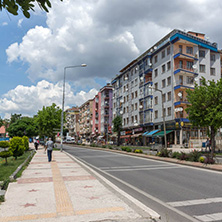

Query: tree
[10,114,22,125]
[7,116,38,138]
[112,115,122,146]
[35,103,62,140]
[0,141,12,164]
[0,0,63,18]
[186,78,222,157]
[9,137,25,160]
[0,117,3,128]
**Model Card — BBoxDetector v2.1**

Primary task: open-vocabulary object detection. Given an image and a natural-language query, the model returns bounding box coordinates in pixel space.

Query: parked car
[64,138,75,144]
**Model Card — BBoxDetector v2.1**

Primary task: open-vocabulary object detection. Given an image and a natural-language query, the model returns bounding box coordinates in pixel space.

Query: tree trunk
[210,125,216,158]
[117,131,120,146]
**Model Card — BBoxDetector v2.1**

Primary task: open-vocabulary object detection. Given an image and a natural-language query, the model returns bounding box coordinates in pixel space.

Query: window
[162,93,166,103]
[131,70,133,76]
[186,46,193,55]
[163,108,166,117]
[199,64,206,73]
[154,69,158,77]
[179,45,183,53]
[154,96,158,105]
[167,61,171,70]
[131,116,134,124]
[127,118,129,124]
[131,92,134,99]
[167,76,171,86]
[162,64,166,73]
[154,83,158,90]
[154,55,158,63]
[155,110,158,119]
[162,50,165,59]
[179,75,183,85]
[210,54,216,62]
[187,61,193,70]
[162,79,166,88]
[210,68,216,76]
[135,115,138,123]
[131,80,134,87]
[124,118,126,125]
[123,107,126,114]
[167,107,171,116]
[127,95,129,101]
[135,91,138,98]
[124,96,126,103]
[167,92,171,101]
[167,46,170,55]
[123,86,126,92]
[199,50,205,58]
[135,103,138,110]
[131,104,134,111]
[179,60,183,69]
[187,76,194,84]
[127,106,129,112]
[135,78,138,86]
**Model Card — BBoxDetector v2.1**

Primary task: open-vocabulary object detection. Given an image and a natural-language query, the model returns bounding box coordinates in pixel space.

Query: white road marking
[100,164,170,170]
[167,197,222,207]
[194,212,222,222]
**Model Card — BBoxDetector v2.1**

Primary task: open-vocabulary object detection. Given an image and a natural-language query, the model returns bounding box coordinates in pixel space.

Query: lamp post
[149,86,167,149]
[60,64,87,151]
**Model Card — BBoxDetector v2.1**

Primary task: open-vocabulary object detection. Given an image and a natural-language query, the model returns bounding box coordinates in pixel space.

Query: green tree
[186,78,222,157]
[22,136,29,151]
[35,103,62,140]
[9,137,25,160]
[112,115,122,146]
[0,0,63,18]
[0,141,12,164]
[7,116,38,138]
[10,113,22,125]
[0,117,3,128]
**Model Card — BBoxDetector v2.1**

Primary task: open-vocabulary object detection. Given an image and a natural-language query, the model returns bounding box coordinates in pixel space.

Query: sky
[0,0,222,119]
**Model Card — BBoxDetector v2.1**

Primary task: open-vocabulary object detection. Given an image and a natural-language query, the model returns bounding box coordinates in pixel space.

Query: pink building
[92,84,113,138]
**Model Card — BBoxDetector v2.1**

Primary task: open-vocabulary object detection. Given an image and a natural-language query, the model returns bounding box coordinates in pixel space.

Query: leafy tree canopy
[7,116,38,138]
[35,103,62,139]
[10,113,22,125]
[186,78,222,154]
[112,115,122,146]
[0,0,63,18]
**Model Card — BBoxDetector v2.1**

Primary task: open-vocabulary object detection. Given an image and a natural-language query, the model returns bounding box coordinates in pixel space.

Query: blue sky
[0,0,222,119]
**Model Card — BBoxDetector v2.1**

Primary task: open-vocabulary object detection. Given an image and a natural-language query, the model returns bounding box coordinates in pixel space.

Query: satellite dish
[178,92,182,97]
[154,46,157,50]
[192,65,197,69]
[194,77,199,82]
[120,111,123,114]
[150,49,153,52]
[149,63,152,67]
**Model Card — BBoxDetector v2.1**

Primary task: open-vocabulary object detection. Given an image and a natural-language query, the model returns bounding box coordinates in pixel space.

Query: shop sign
[125,130,132,135]
[120,131,125,136]
[134,127,143,132]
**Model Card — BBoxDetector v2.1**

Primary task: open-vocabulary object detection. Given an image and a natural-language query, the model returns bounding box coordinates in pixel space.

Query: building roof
[0,126,6,134]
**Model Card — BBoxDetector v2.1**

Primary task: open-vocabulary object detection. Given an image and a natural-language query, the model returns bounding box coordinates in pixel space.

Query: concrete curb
[64,150,161,221]
[71,144,222,172]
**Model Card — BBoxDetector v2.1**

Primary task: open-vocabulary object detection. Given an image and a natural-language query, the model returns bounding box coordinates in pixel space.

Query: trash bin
[202,142,206,147]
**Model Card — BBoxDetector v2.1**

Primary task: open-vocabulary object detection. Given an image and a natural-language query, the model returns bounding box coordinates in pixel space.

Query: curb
[71,144,222,172]
[64,151,161,222]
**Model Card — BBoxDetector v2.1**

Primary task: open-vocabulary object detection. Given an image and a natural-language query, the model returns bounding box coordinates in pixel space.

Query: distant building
[0,126,6,137]
[112,29,221,147]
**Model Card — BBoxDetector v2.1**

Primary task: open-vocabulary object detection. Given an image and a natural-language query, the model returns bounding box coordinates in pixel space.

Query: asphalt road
[62,145,222,222]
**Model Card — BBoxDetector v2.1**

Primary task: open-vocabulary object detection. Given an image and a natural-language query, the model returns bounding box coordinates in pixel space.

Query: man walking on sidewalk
[45,138,54,162]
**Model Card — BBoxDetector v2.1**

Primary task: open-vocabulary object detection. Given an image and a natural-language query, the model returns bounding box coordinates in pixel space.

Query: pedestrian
[45,138,54,162]
[34,138,39,150]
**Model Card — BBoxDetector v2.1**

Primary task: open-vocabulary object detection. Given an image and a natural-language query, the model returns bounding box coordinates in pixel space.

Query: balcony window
[154,69,158,77]
[131,104,134,111]
[167,61,171,71]
[162,79,166,88]
[162,64,166,73]
[167,92,171,101]
[186,46,193,55]
[187,76,194,84]
[154,55,158,63]
[199,50,205,58]
[162,93,166,103]
[179,45,183,53]
[135,90,138,98]
[210,68,216,76]
[200,64,206,73]
[210,54,216,62]
[162,50,165,59]
[187,61,193,70]
[167,76,171,86]
[179,75,183,85]
[135,103,138,110]
[154,96,158,105]
[167,107,171,116]
[179,60,183,68]
[154,82,158,90]
[167,46,170,55]
[131,116,134,124]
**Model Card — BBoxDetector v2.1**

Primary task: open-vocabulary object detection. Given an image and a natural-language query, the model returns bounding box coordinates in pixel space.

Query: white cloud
[0,80,98,118]
[2,22,8,26]
[17,19,23,27]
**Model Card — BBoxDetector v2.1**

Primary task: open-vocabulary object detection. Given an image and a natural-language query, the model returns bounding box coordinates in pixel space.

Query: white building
[112,29,221,147]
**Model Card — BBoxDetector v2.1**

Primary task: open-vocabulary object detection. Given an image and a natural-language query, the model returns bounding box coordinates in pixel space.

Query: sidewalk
[0,145,160,222]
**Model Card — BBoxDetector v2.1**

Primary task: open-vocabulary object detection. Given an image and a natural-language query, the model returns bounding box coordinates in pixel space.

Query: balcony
[174,49,198,60]
[174,79,195,90]
[174,64,198,76]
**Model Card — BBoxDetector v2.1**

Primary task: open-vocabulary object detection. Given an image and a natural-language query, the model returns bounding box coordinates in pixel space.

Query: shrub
[199,156,206,163]
[9,137,25,160]
[0,141,12,164]
[178,152,189,161]
[171,151,181,159]
[22,136,29,151]
[157,148,172,157]
[187,150,202,162]
[101,145,106,148]
[108,145,113,149]
[204,154,215,164]
[90,143,96,147]
[134,149,143,153]
[121,146,132,152]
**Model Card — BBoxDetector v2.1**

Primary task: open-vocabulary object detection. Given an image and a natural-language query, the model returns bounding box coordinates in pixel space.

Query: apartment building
[79,99,93,142]
[92,84,113,140]
[112,29,221,147]
[64,107,79,139]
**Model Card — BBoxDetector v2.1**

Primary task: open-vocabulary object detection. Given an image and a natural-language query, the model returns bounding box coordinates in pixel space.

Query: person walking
[45,138,54,162]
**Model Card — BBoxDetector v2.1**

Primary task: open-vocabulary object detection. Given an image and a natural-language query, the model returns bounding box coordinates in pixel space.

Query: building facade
[64,107,80,139]
[92,84,113,140]
[112,29,221,147]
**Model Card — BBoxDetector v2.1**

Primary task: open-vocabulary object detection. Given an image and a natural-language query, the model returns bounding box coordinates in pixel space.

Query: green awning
[152,130,174,137]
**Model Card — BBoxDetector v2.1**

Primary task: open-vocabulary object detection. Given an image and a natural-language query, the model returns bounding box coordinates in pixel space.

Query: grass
[0,151,32,181]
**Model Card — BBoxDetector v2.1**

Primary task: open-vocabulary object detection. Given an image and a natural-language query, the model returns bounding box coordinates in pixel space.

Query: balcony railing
[174,49,195,57]
[174,64,195,73]
[175,80,194,88]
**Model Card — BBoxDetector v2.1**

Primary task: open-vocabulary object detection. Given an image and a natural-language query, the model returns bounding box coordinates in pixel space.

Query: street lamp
[60,64,87,151]
[149,86,167,149]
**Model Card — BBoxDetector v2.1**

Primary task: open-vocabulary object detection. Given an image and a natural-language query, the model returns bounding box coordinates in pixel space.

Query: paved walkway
[0,145,159,222]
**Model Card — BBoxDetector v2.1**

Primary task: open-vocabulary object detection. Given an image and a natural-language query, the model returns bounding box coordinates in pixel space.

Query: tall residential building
[64,107,80,139]
[92,84,113,139]
[79,99,93,141]
[112,29,221,147]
